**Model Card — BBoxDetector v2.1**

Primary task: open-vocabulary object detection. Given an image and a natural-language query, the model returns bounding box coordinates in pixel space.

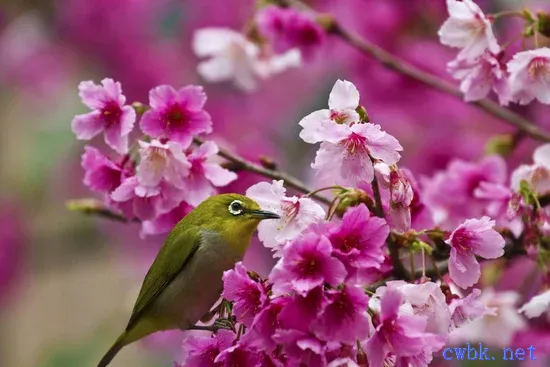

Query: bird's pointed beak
[248,209,280,220]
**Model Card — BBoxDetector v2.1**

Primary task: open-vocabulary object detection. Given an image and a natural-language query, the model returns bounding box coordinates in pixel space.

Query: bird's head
[189,194,280,252]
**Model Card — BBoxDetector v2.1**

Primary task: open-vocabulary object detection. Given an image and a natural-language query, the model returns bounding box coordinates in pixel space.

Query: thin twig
[276,0,550,143]
[193,137,331,205]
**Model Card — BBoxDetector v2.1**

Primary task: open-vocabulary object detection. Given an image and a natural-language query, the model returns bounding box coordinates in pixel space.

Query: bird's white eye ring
[228,200,244,215]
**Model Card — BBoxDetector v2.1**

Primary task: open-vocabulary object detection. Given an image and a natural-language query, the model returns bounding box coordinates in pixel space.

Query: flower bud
[484,134,514,156]
[334,188,374,217]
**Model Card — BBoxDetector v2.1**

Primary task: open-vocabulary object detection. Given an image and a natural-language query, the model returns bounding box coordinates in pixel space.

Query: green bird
[97,194,280,367]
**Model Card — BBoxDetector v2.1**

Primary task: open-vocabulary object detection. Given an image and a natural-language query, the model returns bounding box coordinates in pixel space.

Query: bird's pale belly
[148,237,242,330]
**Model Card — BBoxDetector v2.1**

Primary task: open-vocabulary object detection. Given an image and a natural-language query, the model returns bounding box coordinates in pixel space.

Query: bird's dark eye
[228,200,244,215]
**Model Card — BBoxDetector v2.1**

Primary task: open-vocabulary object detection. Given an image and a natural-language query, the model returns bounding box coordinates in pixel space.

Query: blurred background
[0,0,548,366]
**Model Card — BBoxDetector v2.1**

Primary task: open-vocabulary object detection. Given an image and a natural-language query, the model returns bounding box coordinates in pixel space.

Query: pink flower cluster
[178,204,501,366]
[439,0,550,105]
[72,78,237,236]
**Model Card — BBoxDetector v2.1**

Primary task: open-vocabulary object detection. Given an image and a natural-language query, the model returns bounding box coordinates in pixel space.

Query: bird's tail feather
[97,333,126,367]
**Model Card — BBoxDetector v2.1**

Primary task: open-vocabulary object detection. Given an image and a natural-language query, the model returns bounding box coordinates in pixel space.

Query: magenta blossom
[366,289,444,366]
[446,217,505,289]
[72,78,136,154]
[507,48,550,105]
[269,233,347,296]
[312,123,403,186]
[81,146,128,194]
[180,329,235,367]
[214,343,260,367]
[272,329,340,367]
[299,79,360,144]
[222,262,268,326]
[181,141,238,206]
[311,284,371,344]
[136,139,191,189]
[140,85,212,147]
[246,180,325,253]
[327,204,388,284]
[110,176,185,221]
[256,5,325,60]
[240,299,286,352]
[278,286,329,332]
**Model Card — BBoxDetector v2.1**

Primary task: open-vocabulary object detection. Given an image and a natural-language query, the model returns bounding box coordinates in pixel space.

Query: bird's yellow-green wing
[125,226,202,330]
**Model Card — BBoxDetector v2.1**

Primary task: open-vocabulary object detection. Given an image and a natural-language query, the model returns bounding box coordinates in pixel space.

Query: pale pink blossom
[438,0,499,61]
[507,48,550,105]
[389,168,414,232]
[448,51,510,104]
[311,123,403,186]
[448,288,497,329]
[299,79,361,143]
[246,180,325,253]
[518,289,550,320]
[192,28,300,92]
[446,217,505,289]
[449,288,526,347]
[72,78,136,154]
[136,139,191,189]
[181,141,238,206]
[511,143,550,195]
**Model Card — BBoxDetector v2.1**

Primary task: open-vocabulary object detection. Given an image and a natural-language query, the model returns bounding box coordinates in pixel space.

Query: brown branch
[193,137,331,205]
[276,0,550,143]
[66,199,134,223]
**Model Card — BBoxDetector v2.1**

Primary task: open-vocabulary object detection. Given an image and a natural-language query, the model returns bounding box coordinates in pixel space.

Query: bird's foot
[190,317,235,333]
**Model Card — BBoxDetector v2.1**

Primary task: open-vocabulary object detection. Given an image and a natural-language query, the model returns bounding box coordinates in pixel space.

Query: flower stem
[275,0,550,143]
[306,186,344,198]
[491,10,526,20]
[370,175,384,218]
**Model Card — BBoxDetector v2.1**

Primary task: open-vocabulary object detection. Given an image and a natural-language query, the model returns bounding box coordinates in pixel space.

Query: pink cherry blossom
[388,168,414,232]
[507,48,550,105]
[269,233,347,296]
[246,180,325,253]
[140,201,193,237]
[449,288,497,329]
[366,289,444,366]
[222,262,269,326]
[136,139,191,189]
[256,5,325,60]
[511,143,550,195]
[278,286,329,332]
[449,288,526,347]
[311,123,402,186]
[81,146,128,194]
[110,176,184,221]
[326,204,388,284]
[192,27,301,92]
[422,155,508,229]
[272,329,341,367]
[240,299,286,352]
[518,289,550,320]
[181,141,238,206]
[214,343,260,367]
[180,329,235,367]
[445,217,505,289]
[139,85,212,147]
[383,281,451,336]
[448,51,510,104]
[299,79,360,144]
[311,284,371,344]
[438,0,499,61]
[72,78,136,154]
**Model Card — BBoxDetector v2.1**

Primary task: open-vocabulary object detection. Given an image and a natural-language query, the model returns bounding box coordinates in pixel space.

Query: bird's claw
[211,317,235,332]
[189,317,235,333]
